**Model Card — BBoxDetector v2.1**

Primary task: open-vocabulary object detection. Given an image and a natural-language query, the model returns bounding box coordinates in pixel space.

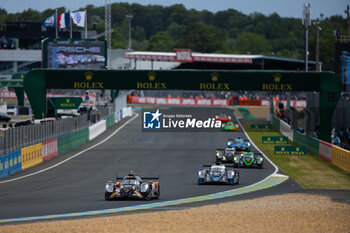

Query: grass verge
[243,124,350,190]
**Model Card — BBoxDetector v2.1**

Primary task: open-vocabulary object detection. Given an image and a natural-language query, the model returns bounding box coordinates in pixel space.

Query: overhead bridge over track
[23,69,342,142]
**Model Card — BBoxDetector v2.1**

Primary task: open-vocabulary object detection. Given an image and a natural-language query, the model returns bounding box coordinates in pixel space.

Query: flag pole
[55,9,58,38]
[70,11,73,39]
[85,9,88,39]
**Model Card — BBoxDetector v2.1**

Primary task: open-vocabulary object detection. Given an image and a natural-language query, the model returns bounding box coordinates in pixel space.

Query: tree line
[0,3,347,70]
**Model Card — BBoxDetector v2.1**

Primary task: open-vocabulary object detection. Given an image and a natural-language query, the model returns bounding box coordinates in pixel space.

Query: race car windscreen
[211,167,224,172]
[122,179,139,185]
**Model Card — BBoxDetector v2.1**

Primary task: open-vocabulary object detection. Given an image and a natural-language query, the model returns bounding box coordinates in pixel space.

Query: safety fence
[272,115,350,173]
[0,106,133,178]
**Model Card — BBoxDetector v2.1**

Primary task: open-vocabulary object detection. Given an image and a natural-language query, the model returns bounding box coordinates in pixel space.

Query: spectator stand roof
[124,49,319,71]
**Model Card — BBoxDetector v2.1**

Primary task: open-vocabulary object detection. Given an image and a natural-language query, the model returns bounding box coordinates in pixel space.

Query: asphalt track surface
[0,107,291,220]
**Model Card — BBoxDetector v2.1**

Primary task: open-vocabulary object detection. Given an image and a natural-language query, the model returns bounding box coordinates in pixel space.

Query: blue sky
[1,0,348,19]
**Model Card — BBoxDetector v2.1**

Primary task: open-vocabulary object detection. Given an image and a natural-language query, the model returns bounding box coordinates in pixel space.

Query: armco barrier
[89,120,106,141]
[42,138,58,161]
[0,150,21,178]
[319,140,332,162]
[58,128,89,155]
[22,143,43,170]
[293,130,319,155]
[331,146,350,172]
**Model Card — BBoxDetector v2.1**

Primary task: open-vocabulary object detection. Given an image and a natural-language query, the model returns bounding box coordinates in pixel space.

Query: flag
[58,13,70,29]
[70,11,86,28]
[43,13,56,28]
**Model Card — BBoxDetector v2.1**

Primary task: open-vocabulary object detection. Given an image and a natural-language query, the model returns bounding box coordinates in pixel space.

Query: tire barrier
[0,150,21,178]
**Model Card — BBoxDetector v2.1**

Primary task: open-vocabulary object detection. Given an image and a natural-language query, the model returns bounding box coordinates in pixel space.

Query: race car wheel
[257,164,263,169]
[234,173,240,185]
[105,191,112,201]
[156,183,160,199]
[145,190,152,200]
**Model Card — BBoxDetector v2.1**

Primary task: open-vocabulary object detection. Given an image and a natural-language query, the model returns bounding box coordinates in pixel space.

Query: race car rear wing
[115,175,160,180]
[227,138,248,142]
[202,164,235,168]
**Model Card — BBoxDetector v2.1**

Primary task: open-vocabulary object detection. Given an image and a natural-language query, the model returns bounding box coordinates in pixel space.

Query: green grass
[243,124,350,190]
[230,107,256,120]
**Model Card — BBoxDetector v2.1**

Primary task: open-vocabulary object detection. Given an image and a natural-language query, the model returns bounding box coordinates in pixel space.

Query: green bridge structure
[23,69,342,142]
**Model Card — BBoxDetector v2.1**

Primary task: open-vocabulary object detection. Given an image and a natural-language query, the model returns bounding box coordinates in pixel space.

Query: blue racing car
[227,137,251,152]
[197,163,240,185]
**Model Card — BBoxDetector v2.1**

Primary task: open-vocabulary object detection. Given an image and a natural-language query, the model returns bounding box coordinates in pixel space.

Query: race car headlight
[247,143,251,147]
[234,156,239,162]
[141,184,149,193]
[216,152,220,157]
[198,170,206,178]
[228,171,235,178]
[105,183,114,192]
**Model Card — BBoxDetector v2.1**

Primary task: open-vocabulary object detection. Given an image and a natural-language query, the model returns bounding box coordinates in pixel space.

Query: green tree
[176,23,227,53]
[233,32,271,54]
[147,32,173,51]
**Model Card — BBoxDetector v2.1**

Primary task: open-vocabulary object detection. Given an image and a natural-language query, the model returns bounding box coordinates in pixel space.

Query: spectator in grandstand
[85,91,90,103]
[346,128,350,145]
[340,141,350,150]
[332,135,341,146]
[338,128,345,142]
[314,124,320,139]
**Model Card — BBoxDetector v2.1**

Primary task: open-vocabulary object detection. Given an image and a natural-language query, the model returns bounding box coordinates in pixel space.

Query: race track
[0,107,277,220]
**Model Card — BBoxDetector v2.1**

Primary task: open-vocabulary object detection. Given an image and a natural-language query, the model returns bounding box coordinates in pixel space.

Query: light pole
[315,14,323,72]
[126,15,133,50]
[302,3,311,71]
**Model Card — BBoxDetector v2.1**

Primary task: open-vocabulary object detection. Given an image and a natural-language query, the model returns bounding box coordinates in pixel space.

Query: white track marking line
[0,113,139,184]
[235,112,280,176]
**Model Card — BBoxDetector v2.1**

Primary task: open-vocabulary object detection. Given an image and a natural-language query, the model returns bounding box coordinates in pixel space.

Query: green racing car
[233,151,264,168]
